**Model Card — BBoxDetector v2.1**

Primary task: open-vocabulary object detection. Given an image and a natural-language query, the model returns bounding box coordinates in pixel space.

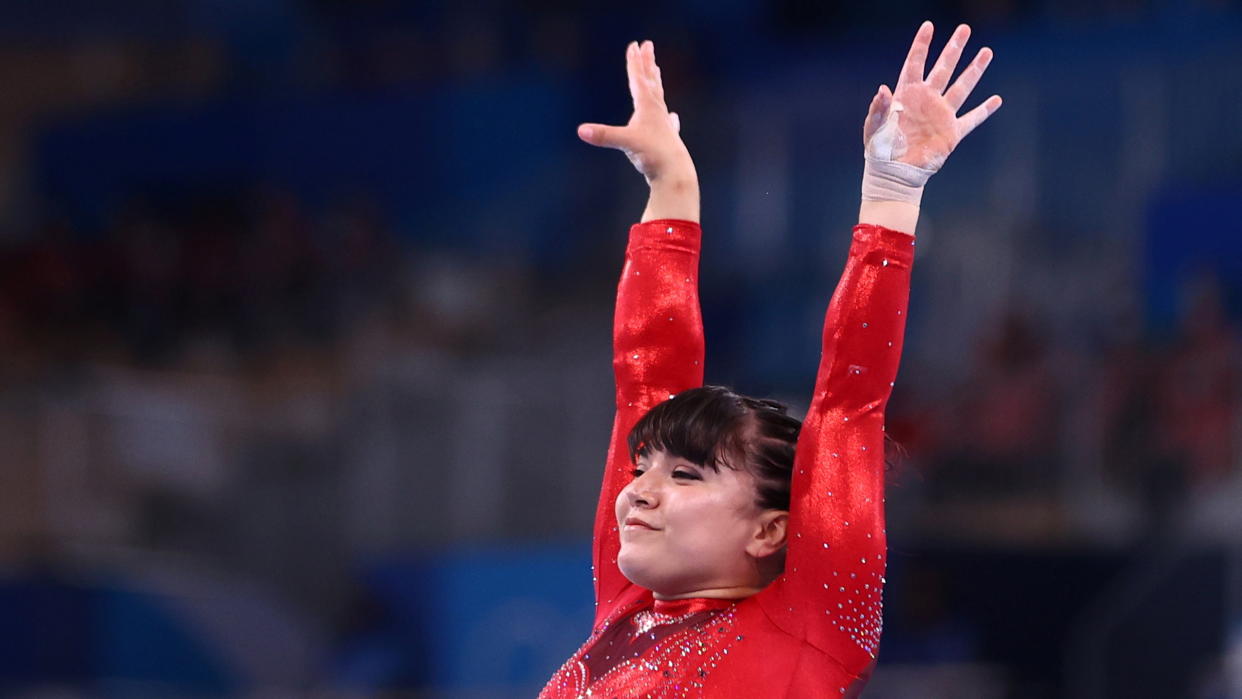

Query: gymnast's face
[615,449,785,599]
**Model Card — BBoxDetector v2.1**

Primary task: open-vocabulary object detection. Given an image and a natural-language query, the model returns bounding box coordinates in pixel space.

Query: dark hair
[627,385,801,512]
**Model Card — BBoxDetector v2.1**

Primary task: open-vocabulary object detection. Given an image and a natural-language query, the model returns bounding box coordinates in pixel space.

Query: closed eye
[629,468,700,480]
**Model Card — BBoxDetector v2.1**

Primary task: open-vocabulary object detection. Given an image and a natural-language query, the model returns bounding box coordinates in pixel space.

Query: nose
[625,474,658,509]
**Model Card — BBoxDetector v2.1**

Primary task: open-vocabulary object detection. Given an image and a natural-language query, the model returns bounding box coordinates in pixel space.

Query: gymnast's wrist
[641,173,700,223]
[647,171,697,193]
[861,157,930,207]
[858,199,919,235]
[645,157,697,187]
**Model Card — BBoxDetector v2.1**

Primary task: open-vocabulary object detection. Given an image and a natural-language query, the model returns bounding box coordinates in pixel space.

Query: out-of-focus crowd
[887,287,1240,542]
[1,191,1237,553]
[0,192,396,375]
[0,0,1236,555]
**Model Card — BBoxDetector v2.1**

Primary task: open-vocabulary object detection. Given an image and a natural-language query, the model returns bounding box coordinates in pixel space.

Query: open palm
[864,22,1002,172]
[578,40,692,185]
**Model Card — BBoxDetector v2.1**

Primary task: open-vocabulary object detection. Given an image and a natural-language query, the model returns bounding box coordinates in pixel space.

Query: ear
[745,509,789,559]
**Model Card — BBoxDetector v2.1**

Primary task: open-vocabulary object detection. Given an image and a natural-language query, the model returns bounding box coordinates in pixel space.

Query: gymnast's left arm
[763,21,1003,679]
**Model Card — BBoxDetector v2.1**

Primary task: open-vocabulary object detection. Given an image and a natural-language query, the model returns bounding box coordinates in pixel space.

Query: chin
[621,552,703,597]
[616,548,644,584]
[617,548,665,591]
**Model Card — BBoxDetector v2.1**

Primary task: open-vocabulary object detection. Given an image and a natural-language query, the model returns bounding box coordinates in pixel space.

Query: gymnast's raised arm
[577,41,706,625]
[764,22,1003,676]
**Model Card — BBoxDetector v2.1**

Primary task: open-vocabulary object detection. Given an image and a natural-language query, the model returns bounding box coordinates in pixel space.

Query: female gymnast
[540,22,1002,697]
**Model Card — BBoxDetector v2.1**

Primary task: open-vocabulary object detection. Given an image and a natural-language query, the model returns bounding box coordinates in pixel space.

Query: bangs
[626,386,750,472]
[626,385,803,512]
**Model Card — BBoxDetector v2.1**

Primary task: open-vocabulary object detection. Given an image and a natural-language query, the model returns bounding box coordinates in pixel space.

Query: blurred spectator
[927,310,1059,501]
[1154,275,1240,488]
[1095,332,1187,532]
[1094,273,1241,534]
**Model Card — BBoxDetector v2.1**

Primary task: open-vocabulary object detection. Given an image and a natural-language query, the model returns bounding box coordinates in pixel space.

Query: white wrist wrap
[861,157,932,206]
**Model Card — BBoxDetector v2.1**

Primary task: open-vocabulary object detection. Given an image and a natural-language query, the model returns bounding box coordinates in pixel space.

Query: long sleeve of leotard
[593,219,705,628]
[756,223,915,679]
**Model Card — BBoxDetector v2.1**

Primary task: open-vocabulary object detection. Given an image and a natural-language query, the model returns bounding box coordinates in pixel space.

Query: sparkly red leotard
[539,219,914,698]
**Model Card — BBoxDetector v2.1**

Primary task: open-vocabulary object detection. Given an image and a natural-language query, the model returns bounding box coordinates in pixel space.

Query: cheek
[693,489,763,550]
[614,486,629,521]
[667,493,747,543]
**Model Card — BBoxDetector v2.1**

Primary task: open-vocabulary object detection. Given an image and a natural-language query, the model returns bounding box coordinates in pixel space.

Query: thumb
[667,112,680,134]
[577,123,633,150]
[862,85,891,146]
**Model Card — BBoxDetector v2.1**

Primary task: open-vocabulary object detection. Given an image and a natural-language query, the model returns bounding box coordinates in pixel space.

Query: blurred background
[0,0,1239,697]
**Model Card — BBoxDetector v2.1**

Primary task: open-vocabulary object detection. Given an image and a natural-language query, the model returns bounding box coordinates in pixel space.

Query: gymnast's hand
[865,21,1001,172]
[858,22,1001,229]
[579,40,699,222]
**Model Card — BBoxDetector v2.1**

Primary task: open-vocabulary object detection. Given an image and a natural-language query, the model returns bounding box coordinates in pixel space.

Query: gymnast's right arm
[578,40,705,626]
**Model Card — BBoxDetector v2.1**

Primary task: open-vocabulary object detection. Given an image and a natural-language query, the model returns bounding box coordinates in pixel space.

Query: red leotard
[539,218,914,698]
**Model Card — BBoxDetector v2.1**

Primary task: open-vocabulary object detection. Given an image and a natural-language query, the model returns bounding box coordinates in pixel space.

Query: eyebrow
[637,457,704,471]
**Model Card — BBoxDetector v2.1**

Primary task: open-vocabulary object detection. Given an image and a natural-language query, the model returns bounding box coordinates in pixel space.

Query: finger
[956,94,1002,139]
[668,112,680,134]
[629,40,662,110]
[642,40,655,74]
[862,85,890,144]
[625,41,645,106]
[899,21,934,85]
[944,47,994,111]
[578,122,635,150]
[926,24,970,94]
[645,41,665,102]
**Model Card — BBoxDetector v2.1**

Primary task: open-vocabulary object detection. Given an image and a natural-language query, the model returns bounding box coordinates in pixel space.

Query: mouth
[623,517,658,530]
